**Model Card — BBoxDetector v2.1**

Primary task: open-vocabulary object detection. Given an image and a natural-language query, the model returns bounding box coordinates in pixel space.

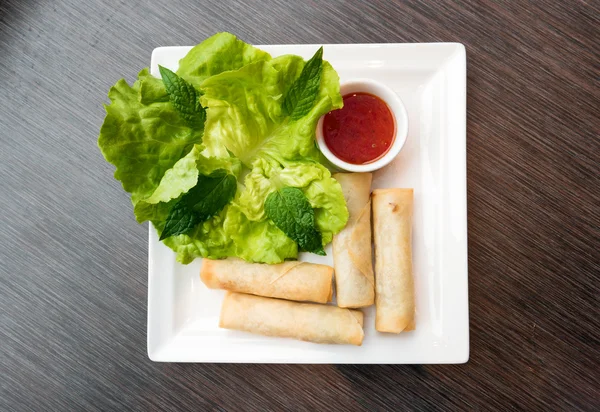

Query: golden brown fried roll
[200,258,333,303]
[332,173,374,308]
[372,188,415,333]
[219,292,364,345]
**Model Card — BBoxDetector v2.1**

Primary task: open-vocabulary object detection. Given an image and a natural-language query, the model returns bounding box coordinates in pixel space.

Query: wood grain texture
[1,0,598,410]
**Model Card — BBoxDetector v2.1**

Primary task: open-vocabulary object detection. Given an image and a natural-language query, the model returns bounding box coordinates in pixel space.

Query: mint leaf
[282,47,324,121]
[264,187,325,255]
[160,169,236,240]
[159,65,206,129]
[185,170,236,219]
[159,201,199,241]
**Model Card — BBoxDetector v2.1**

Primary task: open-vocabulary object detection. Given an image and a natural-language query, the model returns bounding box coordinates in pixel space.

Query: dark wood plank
[1,0,598,410]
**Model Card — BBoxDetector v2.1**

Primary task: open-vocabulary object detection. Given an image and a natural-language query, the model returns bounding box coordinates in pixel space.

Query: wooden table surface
[1,0,598,410]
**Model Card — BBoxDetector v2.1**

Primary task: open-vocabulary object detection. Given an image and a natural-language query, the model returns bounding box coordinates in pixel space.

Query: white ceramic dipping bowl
[316,78,408,172]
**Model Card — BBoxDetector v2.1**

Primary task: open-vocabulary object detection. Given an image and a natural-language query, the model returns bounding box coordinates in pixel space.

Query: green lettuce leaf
[199,53,342,166]
[132,144,240,223]
[98,68,203,209]
[223,205,298,264]
[139,144,205,206]
[235,159,348,245]
[157,207,234,264]
[177,32,271,89]
[160,169,237,240]
[150,155,241,263]
[159,203,298,265]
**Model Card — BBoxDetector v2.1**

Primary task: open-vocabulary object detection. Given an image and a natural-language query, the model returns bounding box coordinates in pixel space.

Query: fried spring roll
[219,292,364,345]
[200,258,333,303]
[372,188,415,333]
[332,173,374,308]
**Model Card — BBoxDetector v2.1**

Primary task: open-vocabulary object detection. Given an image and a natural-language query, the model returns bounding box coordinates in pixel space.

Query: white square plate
[147,43,468,363]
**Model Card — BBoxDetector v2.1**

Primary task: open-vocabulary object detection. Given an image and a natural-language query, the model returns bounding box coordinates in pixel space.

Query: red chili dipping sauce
[323,92,395,165]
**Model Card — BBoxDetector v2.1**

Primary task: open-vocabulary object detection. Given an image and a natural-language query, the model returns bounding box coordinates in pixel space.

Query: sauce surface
[323,92,395,164]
